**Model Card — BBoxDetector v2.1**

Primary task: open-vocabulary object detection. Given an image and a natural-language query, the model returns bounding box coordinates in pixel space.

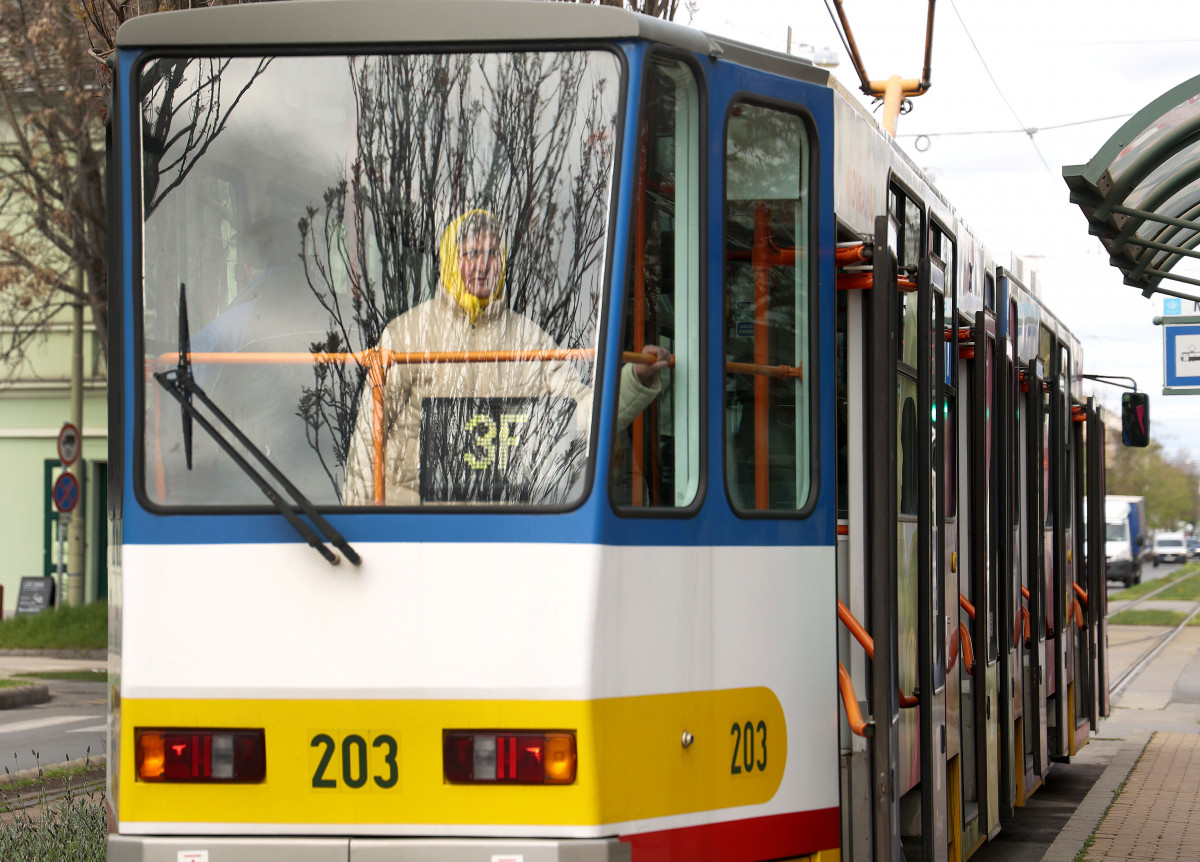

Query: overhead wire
[821,0,857,78]
[946,0,1054,175]
[899,113,1135,140]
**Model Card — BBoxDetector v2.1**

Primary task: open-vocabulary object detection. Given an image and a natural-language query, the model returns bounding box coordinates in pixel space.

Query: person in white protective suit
[343,209,668,505]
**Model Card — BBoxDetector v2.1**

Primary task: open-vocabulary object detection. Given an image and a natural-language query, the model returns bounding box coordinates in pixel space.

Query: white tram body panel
[115,542,836,838]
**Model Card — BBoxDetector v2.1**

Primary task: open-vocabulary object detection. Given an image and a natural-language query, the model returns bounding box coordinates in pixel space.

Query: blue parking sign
[1164,322,1200,391]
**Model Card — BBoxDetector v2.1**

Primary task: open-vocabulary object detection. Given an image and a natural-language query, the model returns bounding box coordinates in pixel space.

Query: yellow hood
[439,209,506,325]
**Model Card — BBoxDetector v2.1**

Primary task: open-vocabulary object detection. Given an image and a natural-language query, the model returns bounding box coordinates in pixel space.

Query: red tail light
[443,730,575,784]
[136,728,266,783]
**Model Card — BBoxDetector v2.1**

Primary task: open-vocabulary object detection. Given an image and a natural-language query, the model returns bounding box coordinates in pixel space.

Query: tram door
[962,308,1000,848]
[917,252,949,862]
[1086,400,1111,721]
[1051,340,1080,758]
[882,185,946,862]
[1024,353,1050,790]
[1041,338,1070,763]
[1071,389,1092,752]
[865,213,903,862]
[996,291,1019,818]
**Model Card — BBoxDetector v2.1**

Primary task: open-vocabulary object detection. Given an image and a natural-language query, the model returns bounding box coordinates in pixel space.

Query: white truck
[1106,495,1148,587]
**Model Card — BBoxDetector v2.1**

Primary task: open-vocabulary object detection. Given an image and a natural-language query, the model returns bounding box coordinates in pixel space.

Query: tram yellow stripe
[118,687,786,826]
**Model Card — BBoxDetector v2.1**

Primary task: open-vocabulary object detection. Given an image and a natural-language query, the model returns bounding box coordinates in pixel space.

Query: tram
[106,2,1113,860]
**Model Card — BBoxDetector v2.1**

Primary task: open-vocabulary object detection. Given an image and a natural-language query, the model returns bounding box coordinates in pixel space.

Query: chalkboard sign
[16,577,55,616]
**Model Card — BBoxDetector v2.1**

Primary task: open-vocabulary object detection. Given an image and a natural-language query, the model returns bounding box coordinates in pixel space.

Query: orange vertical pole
[752,202,771,509]
[630,129,649,506]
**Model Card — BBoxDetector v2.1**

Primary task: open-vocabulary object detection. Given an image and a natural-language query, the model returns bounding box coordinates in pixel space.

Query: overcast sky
[688,0,1200,459]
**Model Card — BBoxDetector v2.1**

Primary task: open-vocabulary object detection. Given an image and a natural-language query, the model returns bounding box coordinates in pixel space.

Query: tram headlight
[443,730,576,785]
[135,728,266,783]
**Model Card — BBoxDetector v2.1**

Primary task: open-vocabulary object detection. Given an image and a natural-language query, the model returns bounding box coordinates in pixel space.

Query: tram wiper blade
[154,284,361,567]
[177,283,195,469]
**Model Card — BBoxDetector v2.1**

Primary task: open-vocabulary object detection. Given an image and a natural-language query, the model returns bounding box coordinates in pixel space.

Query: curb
[0,683,49,710]
[1,754,106,786]
[0,649,107,660]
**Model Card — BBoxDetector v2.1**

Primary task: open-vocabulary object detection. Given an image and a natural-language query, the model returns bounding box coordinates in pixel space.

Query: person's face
[459,231,502,298]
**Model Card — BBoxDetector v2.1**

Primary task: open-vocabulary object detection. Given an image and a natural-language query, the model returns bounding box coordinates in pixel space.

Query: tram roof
[1064,73,1200,303]
[116,0,827,85]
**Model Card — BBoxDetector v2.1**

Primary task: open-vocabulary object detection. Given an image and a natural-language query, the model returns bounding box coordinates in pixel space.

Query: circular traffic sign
[57,423,80,466]
[53,472,79,513]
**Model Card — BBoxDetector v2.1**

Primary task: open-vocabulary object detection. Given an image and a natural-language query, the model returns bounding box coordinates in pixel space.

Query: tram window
[611,56,701,511]
[891,190,922,369]
[899,380,919,516]
[723,102,813,513]
[138,49,625,509]
[944,394,956,516]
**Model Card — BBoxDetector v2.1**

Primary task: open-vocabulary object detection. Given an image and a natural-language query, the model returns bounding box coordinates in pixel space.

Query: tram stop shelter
[1064,73,1200,304]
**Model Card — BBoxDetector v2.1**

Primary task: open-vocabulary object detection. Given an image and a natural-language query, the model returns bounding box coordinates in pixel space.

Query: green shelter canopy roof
[1065,74,1200,302]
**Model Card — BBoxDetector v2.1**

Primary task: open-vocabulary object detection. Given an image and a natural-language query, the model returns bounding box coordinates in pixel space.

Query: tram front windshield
[138,50,621,509]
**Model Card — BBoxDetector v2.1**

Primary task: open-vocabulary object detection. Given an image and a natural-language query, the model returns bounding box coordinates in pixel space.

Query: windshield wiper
[154,283,361,566]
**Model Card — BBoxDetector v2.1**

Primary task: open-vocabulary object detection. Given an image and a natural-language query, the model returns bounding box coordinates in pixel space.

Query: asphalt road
[0,677,106,774]
[1106,557,1190,595]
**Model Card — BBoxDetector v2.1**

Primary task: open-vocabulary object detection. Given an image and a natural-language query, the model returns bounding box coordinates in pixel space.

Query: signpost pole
[56,511,69,608]
[67,296,85,606]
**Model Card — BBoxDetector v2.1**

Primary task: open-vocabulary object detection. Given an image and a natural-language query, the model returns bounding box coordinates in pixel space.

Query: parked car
[1153,532,1188,566]
[1188,536,1200,559]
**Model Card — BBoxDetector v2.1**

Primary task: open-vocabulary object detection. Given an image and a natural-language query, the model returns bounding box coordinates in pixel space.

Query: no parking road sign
[53,472,79,513]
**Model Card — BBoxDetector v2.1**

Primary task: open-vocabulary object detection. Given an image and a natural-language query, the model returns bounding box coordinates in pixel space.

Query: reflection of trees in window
[140,58,272,343]
[900,391,917,515]
[140,58,271,216]
[298,51,618,494]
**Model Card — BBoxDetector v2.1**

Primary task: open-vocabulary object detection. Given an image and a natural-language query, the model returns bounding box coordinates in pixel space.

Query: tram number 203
[730,720,768,775]
[311,732,399,789]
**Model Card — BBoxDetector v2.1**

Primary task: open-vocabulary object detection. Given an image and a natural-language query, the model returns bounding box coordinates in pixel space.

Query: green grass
[1108,564,1199,600]
[1149,575,1200,601]
[0,756,105,861]
[1109,608,1187,626]
[13,670,106,683]
[0,603,106,650]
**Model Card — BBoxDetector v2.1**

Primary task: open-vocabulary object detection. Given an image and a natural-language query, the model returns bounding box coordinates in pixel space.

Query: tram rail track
[1107,566,1200,701]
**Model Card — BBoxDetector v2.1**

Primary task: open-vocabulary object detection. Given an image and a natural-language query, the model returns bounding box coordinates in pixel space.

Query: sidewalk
[1006,623,1200,861]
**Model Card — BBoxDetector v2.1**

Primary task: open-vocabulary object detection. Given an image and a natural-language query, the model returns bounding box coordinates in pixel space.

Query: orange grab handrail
[838,599,874,659]
[152,348,789,504]
[1073,581,1088,606]
[1021,606,1031,641]
[835,243,870,266]
[838,662,873,738]
[959,594,976,620]
[837,600,919,709]
[960,621,975,676]
[1073,597,1085,630]
[152,349,802,382]
[1021,584,1030,601]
